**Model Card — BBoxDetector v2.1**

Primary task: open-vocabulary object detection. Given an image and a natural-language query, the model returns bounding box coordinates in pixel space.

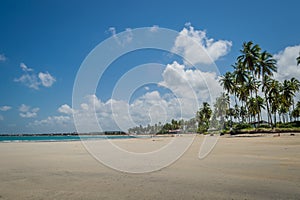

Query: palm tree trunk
[265,92,272,126]
[273,113,277,128]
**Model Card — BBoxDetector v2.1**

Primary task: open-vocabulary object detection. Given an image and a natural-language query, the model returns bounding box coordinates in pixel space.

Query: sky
[0,0,299,133]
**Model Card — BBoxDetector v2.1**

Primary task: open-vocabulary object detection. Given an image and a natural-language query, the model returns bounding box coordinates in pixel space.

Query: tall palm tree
[245,76,260,99]
[247,97,257,123]
[197,102,212,132]
[233,62,248,85]
[256,51,277,80]
[297,52,300,66]
[219,71,236,105]
[291,101,300,121]
[289,77,300,121]
[262,75,274,125]
[255,96,265,123]
[268,79,281,127]
[214,93,229,129]
[220,72,235,95]
[246,96,265,124]
[237,41,261,75]
[281,79,296,122]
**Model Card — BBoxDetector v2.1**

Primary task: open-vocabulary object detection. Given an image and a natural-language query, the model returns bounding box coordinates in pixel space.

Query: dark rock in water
[290,133,295,136]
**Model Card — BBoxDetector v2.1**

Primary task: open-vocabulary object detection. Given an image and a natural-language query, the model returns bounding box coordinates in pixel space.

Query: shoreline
[0,132,298,143]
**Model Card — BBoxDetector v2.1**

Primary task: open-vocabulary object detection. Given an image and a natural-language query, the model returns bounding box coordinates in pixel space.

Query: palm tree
[268,79,281,127]
[233,62,248,85]
[262,75,274,125]
[214,93,229,129]
[196,102,212,133]
[237,41,261,76]
[281,79,295,122]
[247,97,257,123]
[220,72,235,95]
[291,101,300,121]
[255,96,265,123]
[256,51,277,79]
[297,52,300,66]
[245,76,260,99]
[233,62,249,108]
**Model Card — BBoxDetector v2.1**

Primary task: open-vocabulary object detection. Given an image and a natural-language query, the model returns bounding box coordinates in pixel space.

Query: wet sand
[0,134,299,199]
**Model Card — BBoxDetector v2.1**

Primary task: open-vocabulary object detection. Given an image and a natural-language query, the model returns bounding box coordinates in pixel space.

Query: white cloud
[19,104,30,112]
[160,61,222,101]
[150,25,159,32]
[20,63,33,72]
[14,63,55,90]
[29,60,223,133]
[108,27,133,46]
[172,24,232,65]
[58,104,74,115]
[19,104,39,118]
[14,73,40,90]
[0,54,7,62]
[0,106,12,111]
[30,115,71,126]
[71,62,221,132]
[38,72,56,87]
[274,45,300,82]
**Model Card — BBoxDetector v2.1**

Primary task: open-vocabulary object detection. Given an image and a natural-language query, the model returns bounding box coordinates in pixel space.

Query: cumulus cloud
[160,61,222,101]
[38,72,56,87]
[19,104,39,118]
[0,106,12,111]
[30,60,223,132]
[0,54,7,62]
[172,23,232,65]
[58,104,74,115]
[274,45,300,82]
[14,63,56,89]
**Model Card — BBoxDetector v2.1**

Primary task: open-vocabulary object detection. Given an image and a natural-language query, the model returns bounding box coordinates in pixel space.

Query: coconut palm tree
[281,79,296,122]
[233,62,248,85]
[268,79,281,127]
[220,72,235,95]
[245,76,260,99]
[196,102,212,133]
[247,97,257,123]
[255,96,265,123]
[219,71,236,105]
[297,52,300,66]
[291,101,300,121]
[262,75,274,125]
[214,93,229,129]
[256,51,277,80]
[237,41,261,76]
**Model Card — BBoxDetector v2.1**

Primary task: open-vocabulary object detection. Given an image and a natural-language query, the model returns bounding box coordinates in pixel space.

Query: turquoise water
[0,135,136,142]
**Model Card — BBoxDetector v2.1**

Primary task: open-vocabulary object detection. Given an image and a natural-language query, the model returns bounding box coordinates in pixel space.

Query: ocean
[0,135,137,142]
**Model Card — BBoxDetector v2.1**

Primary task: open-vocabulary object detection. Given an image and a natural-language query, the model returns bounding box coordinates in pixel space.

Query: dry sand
[0,134,299,200]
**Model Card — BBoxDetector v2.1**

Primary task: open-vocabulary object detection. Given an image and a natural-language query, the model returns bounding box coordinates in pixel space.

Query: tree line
[128,42,300,134]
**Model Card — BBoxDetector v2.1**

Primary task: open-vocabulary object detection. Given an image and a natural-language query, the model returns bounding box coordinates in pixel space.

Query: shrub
[234,123,252,130]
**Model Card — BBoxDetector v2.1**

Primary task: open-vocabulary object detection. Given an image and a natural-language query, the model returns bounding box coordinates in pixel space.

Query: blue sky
[0,0,299,133]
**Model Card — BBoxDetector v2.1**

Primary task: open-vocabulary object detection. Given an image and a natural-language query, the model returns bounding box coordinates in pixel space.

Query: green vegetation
[128,41,300,135]
[219,41,300,130]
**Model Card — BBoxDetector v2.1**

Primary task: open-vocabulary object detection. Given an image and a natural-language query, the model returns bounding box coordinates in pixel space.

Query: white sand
[0,134,299,199]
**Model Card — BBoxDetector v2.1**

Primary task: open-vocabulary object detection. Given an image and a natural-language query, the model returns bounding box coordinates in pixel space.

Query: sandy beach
[0,134,299,200]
